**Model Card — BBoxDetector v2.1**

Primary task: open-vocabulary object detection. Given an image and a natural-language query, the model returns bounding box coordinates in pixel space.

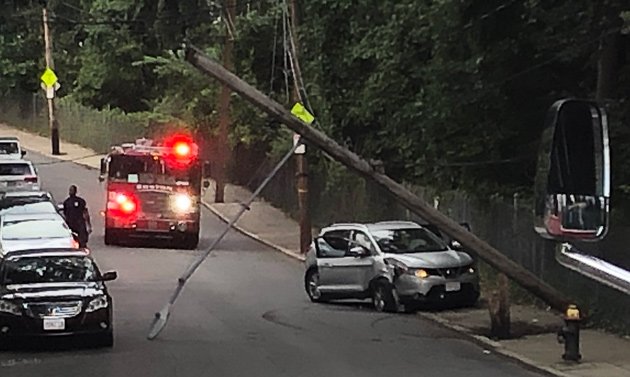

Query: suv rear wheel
[305,269,326,302]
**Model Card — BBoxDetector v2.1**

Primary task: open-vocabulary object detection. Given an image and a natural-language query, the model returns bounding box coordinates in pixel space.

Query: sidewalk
[2,123,629,377]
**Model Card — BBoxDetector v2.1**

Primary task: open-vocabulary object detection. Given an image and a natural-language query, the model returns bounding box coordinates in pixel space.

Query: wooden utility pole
[184,45,572,313]
[42,3,60,155]
[214,0,236,203]
[288,0,311,254]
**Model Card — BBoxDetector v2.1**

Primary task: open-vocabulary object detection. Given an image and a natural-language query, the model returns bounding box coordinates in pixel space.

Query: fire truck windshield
[108,155,201,188]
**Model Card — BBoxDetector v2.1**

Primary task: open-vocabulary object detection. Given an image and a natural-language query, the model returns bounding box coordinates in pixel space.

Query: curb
[417,312,572,377]
[200,199,306,262]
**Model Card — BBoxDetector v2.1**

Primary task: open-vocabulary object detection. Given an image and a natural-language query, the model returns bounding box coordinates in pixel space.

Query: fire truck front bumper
[106,218,199,236]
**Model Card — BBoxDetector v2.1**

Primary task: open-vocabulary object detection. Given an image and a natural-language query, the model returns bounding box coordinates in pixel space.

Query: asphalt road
[1,151,545,377]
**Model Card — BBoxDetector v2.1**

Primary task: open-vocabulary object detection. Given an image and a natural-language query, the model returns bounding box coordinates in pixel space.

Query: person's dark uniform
[63,185,91,248]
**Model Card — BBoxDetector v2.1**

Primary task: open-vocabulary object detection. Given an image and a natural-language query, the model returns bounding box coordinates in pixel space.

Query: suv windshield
[0,163,31,176]
[0,142,19,155]
[2,219,70,240]
[2,255,97,284]
[372,228,448,254]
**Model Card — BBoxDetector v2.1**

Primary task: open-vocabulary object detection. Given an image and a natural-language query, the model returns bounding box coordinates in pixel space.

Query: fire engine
[98,135,210,249]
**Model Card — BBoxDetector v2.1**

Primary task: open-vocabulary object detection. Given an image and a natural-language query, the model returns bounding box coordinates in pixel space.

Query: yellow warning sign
[40,67,58,88]
[291,103,315,125]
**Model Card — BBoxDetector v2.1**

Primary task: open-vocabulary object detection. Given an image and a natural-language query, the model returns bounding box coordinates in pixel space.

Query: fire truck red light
[174,142,191,157]
[121,201,136,213]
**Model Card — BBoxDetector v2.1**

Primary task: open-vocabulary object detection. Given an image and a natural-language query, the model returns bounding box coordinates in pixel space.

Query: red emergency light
[163,134,198,168]
[107,191,138,218]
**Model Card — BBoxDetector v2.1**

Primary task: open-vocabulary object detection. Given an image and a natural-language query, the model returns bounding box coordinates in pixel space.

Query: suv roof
[1,212,63,222]
[323,220,424,232]
[0,191,51,198]
[2,247,89,259]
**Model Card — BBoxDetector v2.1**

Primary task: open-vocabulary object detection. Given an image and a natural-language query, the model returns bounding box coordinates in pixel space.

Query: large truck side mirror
[99,157,107,182]
[533,99,630,295]
[534,99,609,241]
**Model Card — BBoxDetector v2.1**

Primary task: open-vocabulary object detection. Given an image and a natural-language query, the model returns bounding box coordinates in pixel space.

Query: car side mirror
[533,99,610,242]
[71,231,79,241]
[99,158,107,182]
[348,245,369,258]
[21,150,26,157]
[100,271,118,281]
[57,203,64,212]
[450,240,463,250]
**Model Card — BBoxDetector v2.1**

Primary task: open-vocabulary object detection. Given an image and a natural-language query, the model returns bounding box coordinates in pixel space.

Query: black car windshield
[2,255,97,284]
[371,228,448,253]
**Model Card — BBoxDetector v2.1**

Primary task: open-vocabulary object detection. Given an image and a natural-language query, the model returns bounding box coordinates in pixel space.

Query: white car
[0,160,40,192]
[0,137,26,160]
[0,213,79,253]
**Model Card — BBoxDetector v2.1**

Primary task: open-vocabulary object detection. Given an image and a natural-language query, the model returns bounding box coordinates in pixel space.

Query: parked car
[0,191,58,216]
[0,248,116,348]
[0,137,26,160]
[304,221,479,312]
[0,160,40,192]
[0,213,79,253]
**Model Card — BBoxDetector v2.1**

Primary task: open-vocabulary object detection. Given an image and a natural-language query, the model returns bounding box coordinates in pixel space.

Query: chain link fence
[1,92,629,333]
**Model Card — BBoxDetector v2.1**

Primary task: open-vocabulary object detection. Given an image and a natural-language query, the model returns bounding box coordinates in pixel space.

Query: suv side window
[352,231,376,255]
[317,230,350,258]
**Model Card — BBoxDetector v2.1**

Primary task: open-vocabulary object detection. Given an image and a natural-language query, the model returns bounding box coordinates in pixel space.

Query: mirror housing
[100,271,118,281]
[71,232,79,242]
[57,203,64,212]
[450,240,463,250]
[348,245,369,258]
[533,99,610,242]
[99,158,107,182]
[21,150,26,157]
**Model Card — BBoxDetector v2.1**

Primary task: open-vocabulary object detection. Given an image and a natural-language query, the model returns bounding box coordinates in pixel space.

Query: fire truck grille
[137,191,171,214]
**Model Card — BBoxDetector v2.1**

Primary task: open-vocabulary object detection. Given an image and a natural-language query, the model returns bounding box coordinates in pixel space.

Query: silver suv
[304,221,480,312]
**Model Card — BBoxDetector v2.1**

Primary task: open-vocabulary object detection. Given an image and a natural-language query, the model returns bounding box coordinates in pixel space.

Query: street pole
[42,3,60,155]
[214,0,236,203]
[289,0,311,254]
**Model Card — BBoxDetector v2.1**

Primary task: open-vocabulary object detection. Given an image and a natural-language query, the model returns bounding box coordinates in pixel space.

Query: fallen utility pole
[184,44,571,313]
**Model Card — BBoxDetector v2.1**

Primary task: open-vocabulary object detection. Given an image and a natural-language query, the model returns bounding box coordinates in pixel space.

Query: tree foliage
[0,0,629,196]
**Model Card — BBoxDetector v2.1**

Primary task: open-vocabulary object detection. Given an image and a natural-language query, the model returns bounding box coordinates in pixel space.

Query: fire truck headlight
[172,194,193,213]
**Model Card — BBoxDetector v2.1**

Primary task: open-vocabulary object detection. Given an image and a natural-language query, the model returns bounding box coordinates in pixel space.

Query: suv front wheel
[372,280,398,312]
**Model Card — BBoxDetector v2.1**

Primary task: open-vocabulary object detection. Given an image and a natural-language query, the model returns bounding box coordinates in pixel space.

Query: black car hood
[1,282,104,300]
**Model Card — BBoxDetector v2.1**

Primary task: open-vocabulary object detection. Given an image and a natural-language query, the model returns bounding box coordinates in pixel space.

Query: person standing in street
[63,185,92,248]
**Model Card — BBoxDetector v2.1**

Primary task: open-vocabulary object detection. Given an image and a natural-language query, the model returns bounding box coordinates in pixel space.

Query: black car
[0,248,117,348]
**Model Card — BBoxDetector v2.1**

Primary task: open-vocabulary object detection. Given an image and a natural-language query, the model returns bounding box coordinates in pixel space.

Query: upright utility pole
[214,0,236,203]
[288,0,311,254]
[42,3,60,155]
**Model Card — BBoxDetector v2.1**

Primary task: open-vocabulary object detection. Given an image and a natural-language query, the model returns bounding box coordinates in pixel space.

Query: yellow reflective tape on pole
[291,103,315,125]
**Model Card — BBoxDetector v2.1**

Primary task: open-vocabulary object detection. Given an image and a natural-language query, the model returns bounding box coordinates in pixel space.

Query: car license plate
[445,282,461,292]
[43,317,65,331]
[148,221,157,230]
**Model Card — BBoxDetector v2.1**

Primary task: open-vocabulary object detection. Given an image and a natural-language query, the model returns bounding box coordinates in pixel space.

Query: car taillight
[24,176,37,183]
